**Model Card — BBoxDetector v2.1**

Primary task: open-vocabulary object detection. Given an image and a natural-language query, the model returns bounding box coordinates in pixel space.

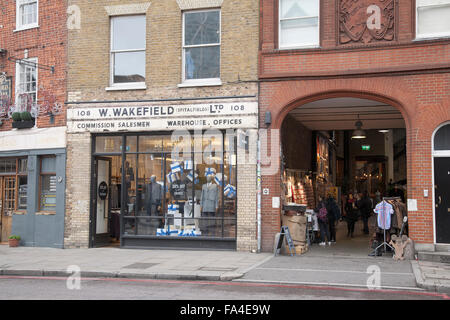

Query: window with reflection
[279,0,320,49]
[0,157,28,212]
[416,0,450,39]
[183,9,221,83]
[95,132,237,240]
[40,156,56,211]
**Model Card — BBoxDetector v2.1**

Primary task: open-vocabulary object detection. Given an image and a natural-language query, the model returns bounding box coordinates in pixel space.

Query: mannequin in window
[124,161,134,185]
[146,175,162,217]
[122,161,134,214]
[185,51,195,79]
[200,174,219,236]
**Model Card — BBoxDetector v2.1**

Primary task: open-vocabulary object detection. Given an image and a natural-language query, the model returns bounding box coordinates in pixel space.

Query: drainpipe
[257,134,262,253]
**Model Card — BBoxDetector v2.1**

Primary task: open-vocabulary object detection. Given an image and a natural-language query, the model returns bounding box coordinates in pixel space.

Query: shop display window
[95,132,237,241]
[0,159,16,174]
[95,136,122,153]
[110,15,146,85]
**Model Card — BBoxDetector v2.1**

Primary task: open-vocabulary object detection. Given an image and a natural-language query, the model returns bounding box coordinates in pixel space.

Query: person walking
[357,191,372,235]
[315,196,331,246]
[326,194,341,243]
[344,193,358,238]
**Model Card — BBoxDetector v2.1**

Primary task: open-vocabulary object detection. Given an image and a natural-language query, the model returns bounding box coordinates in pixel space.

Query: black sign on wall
[98,181,108,200]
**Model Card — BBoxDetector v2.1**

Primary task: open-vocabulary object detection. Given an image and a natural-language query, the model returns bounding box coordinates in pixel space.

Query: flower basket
[12,120,34,129]
[8,235,20,247]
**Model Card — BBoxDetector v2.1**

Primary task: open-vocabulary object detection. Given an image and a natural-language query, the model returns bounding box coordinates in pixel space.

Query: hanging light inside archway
[352,115,366,139]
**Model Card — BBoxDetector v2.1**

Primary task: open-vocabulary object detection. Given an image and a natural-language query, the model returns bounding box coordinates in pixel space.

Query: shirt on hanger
[374,201,394,230]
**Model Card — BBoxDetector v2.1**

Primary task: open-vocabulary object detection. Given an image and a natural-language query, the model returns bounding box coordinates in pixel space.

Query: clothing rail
[284,169,317,175]
[382,196,401,201]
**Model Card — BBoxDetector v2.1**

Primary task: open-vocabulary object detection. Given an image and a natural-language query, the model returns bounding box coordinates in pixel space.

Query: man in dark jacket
[326,195,341,243]
[357,191,372,235]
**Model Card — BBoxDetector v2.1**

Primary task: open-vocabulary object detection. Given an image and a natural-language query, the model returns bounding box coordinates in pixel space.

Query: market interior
[280,97,408,257]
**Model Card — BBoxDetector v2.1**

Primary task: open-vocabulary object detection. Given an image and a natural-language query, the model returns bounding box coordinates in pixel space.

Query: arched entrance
[276,94,408,255]
[433,123,450,244]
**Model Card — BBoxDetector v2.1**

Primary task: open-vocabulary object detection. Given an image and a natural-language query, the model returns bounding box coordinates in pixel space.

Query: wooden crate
[283,243,308,255]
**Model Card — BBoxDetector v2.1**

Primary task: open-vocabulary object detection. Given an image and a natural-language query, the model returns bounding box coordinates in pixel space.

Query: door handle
[436,196,442,208]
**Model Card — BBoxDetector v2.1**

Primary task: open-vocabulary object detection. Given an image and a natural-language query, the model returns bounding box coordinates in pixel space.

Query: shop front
[0,127,67,247]
[65,100,258,250]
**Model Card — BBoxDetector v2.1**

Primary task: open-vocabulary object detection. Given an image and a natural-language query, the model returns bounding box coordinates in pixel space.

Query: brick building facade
[0,0,67,247]
[259,0,450,252]
[65,0,259,250]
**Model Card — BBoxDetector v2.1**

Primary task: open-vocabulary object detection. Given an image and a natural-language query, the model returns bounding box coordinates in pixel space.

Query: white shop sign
[67,102,258,133]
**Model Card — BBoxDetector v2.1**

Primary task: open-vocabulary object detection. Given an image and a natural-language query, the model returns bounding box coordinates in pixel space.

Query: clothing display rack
[370,196,401,257]
[283,169,315,209]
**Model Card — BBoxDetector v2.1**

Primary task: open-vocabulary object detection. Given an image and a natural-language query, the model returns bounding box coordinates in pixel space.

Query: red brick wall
[259,0,450,251]
[0,0,67,131]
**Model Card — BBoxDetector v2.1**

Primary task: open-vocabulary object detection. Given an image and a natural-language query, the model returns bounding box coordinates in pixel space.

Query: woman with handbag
[315,196,331,246]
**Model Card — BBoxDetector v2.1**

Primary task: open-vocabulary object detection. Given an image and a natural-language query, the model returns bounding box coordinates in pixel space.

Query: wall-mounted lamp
[265,111,272,127]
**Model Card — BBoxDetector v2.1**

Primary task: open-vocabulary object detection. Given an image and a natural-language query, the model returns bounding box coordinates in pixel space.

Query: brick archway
[266,78,415,131]
[259,77,420,252]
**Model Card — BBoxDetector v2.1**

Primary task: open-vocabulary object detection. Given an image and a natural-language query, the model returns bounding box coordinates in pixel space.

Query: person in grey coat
[146,175,162,216]
[200,174,219,236]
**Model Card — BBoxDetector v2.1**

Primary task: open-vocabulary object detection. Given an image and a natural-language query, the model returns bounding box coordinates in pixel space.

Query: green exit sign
[362,145,371,151]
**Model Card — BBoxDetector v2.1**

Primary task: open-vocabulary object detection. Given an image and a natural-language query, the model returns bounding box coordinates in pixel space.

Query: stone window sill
[13,24,39,32]
[36,211,56,216]
[177,79,222,88]
[106,83,147,91]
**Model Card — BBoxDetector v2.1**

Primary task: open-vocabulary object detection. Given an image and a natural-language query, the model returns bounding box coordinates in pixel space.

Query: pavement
[1,220,449,294]
[0,245,449,294]
[411,260,450,294]
[0,245,272,281]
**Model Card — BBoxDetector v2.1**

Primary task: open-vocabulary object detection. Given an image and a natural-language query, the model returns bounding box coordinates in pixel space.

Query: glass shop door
[0,177,15,243]
[91,157,112,247]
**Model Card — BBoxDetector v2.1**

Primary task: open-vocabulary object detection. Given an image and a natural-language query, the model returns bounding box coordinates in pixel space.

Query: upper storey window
[416,0,450,39]
[16,0,38,31]
[110,15,146,89]
[182,9,221,86]
[16,58,37,111]
[279,0,319,49]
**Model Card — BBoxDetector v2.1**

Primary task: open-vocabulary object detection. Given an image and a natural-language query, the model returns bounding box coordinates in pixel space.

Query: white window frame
[15,0,39,32]
[15,57,38,112]
[415,0,450,40]
[179,9,222,87]
[278,0,320,50]
[107,15,147,91]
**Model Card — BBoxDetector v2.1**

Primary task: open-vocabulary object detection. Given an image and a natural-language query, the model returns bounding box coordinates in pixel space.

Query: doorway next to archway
[433,123,450,246]
[280,97,408,257]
